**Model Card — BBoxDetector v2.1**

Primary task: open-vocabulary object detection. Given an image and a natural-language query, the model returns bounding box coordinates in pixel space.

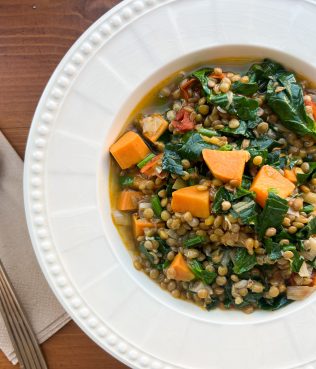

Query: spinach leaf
[264,239,282,260]
[233,248,257,275]
[178,132,216,161]
[257,192,289,239]
[162,148,185,175]
[231,197,258,225]
[231,81,258,96]
[296,162,316,185]
[247,147,268,164]
[189,260,216,285]
[266,72,316,138]
[209,93,259,121]
[258,294,292,310]
[296,217,316,239]
[192,68,213,96]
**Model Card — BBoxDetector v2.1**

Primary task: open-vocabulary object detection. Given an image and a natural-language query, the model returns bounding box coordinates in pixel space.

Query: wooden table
[0,1,127,368]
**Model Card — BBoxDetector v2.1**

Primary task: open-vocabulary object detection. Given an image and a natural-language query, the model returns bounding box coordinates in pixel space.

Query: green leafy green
[231,197,258,225]
[162,148,185,175]
[219,120,250,137]
[302,204,314,214]
[192,68,213,96]
[266,72,316,138]
[258,294,292,310]
[178,132,217,161]
[296,162,316,185]
[139,243,155,264]
[184,236,205,248]
[212,187,253,214]
[189,260,216,285]
[209,93,259,121]
[231,81,259,96]
[257,192,289,239]
[247,59,285,91]
[206,297,220,310]
[233,248,257,275]
[250,137,280,150]
[296,217,316,239]
[266,150,287,169]
[119,176,134,187]
[264,239,282,260]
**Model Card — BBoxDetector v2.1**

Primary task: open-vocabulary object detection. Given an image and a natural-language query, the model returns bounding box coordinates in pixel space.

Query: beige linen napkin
[0,131,70,364]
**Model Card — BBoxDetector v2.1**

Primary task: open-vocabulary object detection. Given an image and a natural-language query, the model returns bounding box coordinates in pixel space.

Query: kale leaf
[266,72,316,138]
[233,248,257,275]
[192,68,213,96]
[231,197,258,225]
[189,260,216,285]
[212,187,253,214]
[258,294,292,310]
[162,147,185,175]
[231,81,259,96]
[178,132,216,161]
[257,192,289,239]
[296,162,316,185]
[209,93,259,121]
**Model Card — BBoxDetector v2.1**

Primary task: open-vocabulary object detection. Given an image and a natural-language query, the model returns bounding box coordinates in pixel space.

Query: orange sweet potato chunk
[140,114,168,142]
[110,131,150,169]
[169,253,194,281]
[284,169,297,183]
[117,190,143,211]
[132,214,163,238]
[202,149,250,186]
[171,185,210,218]
[250,165,295,207]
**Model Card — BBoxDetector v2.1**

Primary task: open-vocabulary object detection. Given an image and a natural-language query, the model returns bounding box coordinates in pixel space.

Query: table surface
[0,0,127,368]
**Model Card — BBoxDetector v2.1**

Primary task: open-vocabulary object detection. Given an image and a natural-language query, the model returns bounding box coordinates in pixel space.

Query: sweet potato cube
[250,165,295,207]
[169,253,194,281]
[202,149,250,186]
[110,131,150,169]
[140,114,168,142]
[171,185,210,218]
[117,190,143,211]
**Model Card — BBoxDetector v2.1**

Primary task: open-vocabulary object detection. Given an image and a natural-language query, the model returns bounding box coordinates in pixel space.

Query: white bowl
[24,1,316,368]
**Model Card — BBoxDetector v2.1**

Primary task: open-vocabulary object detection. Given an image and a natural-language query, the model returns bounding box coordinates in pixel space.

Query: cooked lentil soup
[109,59,316,313]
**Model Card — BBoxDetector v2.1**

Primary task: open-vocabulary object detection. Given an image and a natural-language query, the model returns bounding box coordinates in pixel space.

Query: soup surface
[109,59,316,313]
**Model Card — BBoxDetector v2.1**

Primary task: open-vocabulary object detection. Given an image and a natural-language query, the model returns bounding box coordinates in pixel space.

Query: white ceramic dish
[24,0,316,368]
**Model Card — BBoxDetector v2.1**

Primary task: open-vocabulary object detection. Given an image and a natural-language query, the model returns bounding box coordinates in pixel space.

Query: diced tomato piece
[172,109,195,133]
[209,72,226,80]
[180,78,196,100]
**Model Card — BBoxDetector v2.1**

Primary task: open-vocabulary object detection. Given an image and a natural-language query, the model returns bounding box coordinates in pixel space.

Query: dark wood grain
[0,1,128,368]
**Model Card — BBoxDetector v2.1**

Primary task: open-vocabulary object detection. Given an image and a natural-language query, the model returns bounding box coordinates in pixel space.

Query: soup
[109,58,316,313]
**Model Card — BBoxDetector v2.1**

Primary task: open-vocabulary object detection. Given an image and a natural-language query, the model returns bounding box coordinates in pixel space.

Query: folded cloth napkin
[0,131,70,364]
